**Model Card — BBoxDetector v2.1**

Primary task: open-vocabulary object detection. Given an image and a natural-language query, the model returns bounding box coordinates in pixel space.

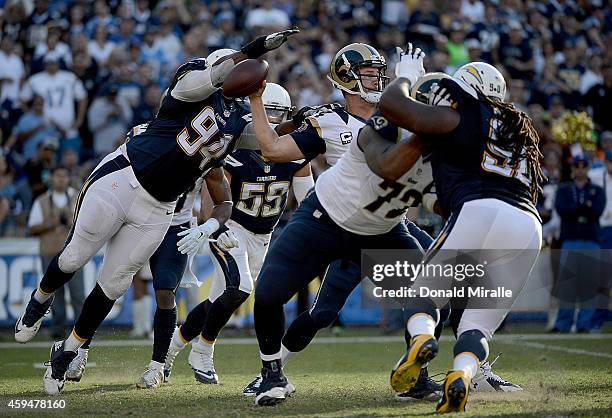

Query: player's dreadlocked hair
[479,94,544,202]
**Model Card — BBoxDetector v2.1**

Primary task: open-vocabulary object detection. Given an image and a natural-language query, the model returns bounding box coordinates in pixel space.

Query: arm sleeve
[170,59,236,103]
[289,117,327,161]
[365,112,402,142]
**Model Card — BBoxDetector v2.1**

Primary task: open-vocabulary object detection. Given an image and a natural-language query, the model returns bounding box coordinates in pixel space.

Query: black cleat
[43,341,77,395]
[395,368,443,401]
[254,364,293,406]
[15,290,54,343]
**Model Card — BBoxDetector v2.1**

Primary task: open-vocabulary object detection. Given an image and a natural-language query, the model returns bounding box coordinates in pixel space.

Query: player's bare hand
[395,43,426,87]
[249,81,267,100]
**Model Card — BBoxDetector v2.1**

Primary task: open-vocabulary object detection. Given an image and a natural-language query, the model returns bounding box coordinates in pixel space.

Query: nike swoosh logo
[166,210,174,215]
[15,319,22,333]
[194,370,215,378]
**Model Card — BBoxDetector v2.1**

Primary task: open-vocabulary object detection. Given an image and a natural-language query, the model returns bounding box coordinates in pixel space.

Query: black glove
[240,29,300,59]
[292,103,342,126]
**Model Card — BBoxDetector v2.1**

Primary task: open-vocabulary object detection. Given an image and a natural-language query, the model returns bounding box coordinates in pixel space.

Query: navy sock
[181,300,211,342]
[152,306,177,363]
[201,289,248,342]
[74,284,115,340]
[40,254,75,294]
[282,311,318,353]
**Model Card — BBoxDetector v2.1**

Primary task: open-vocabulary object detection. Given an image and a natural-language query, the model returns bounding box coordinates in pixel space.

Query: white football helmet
[453,62,506,101]
[262,83,292,124]
[205,48,236,66]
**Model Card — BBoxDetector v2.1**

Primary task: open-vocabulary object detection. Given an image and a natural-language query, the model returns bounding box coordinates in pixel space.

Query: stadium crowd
[0,0,610,248]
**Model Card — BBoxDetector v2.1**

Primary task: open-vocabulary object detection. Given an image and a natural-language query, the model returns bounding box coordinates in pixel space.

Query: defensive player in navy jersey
[161,83,314,386]
[372,45,543,412]
[14,30,298,395]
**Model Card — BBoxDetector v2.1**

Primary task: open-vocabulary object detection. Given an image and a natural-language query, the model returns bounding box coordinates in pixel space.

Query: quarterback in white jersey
[20,56,87,136]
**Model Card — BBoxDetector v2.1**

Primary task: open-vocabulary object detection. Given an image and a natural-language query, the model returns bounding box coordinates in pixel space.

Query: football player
[245,44,444,406]
[378,45,542,412]
[14,30,298,395]
[162,83,314,385]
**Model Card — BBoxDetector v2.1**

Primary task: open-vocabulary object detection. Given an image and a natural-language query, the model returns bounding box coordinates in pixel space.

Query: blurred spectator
[460,0,485,23]
[13,94,61,161]
[406,0,440,53]
[0,154,24,235]
[553,156,606,333]
[20,55,87,152]
[85,0,117,37]
[59,148,84,190]
[27,165,83,339]
[583,64,612,132]
[24,138,58,200]
[557,44,585,110]
[246,0,291,31]
[32,28,72,70]
[0,37,25,109]
[87,84,132,156]
[589,148,612,248]
[497,20,534,81]
[132,84,162,126]
[88,25,116,68]
[445,21,469,69]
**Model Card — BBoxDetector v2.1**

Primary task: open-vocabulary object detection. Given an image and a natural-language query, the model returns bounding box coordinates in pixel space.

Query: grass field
[1,328,611,417]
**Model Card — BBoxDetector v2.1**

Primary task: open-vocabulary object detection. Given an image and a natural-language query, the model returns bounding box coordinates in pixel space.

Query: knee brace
[454,329,489,362]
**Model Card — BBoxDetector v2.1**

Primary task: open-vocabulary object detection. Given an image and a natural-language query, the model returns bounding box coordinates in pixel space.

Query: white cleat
[472,355,523,392]
[43,341,77,396]
[136,363,164,389]
[66,348,89,382]
[188,338,218,384]
[163,327,187,383]
[15,291,54,343]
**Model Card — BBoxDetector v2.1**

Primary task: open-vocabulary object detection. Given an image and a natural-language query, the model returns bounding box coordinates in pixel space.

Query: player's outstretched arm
[379,78,460,136]
[247,82,307,162]
[292,164,314,205]
[358,124,427,182]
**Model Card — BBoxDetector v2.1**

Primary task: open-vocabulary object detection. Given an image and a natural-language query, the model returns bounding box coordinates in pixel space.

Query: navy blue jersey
[125,59,252,202]
[424,78,539,220]
[225,149,307,234]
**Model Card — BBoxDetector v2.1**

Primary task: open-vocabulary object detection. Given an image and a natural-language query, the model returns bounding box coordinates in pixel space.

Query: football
[222,59,269,98]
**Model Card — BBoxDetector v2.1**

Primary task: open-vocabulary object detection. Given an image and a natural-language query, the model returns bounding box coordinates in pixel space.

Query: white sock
[260,351,281,362]
[453,353,479,379]
[149,360,164,371]
[407,313,436,338]
[281,344,296,365]
[195,336,215,356]
[64,331,85,352]
[174,328,187,349]
[34,287,52,304]
[141,295,153,333]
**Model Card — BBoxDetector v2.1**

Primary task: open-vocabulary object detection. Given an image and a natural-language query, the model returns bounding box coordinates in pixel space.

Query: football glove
[292,103,341,127]
[241,29,300,59]
[215,230,240,252]
[395,43,426,87]
[177,218,220,255]
[429,83,453,107]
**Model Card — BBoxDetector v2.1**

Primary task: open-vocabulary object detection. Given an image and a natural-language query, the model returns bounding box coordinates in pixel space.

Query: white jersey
[290,106,363,166]
[316,130,435,235]
[20,70,86,132]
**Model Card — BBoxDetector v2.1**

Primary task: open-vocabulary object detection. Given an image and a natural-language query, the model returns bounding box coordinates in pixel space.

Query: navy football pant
[255,192,423,356]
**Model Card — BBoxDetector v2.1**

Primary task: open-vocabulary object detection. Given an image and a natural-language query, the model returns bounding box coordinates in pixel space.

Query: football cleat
[136,364,164,389]
[390,334,438,393]
[436,371,470,413]
[254,365,293,406]
[43,341,77,395]
[163,328,186,383]
[15,290,54,343]
[243,374,262,396]
[395,367,443,401]
[188,339,218,384]
[472,355,522,392]
[66,348,88,382]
